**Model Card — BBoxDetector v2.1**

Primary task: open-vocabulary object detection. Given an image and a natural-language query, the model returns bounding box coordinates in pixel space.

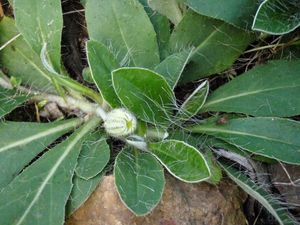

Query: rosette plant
[0,0,300,224]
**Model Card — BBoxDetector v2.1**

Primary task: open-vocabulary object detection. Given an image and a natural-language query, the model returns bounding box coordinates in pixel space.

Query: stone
[66,175,247,225]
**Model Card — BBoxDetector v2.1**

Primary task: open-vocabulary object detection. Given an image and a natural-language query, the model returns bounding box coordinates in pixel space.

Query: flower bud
[103,108,137,137]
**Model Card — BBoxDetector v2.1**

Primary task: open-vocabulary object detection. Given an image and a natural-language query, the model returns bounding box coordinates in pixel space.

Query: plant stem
[55,76,103,105]
[31,94,98,115]
[245,38,300,53]
[0,75,103,116]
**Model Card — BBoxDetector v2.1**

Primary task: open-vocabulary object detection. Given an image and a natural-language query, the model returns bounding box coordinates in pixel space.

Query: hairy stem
[55,76,103,105]
[0,75,105,117]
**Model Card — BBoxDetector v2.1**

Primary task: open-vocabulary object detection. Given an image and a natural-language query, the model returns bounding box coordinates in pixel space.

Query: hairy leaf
[75,132,110,180]
[167,131,222,184]
[0,86,29,119]
[201,60,300,117]
[80,0,87,6]
[253,0,300,35]
[112,67,175,126]
[190,117,300,165]
[169,10,254,82]
[114,148,165,215]
[219,161,296,225]
[0,118,82,190]
[148,0,183,25]
[14,0,63,71]
[149,140,211,183]
[86,0,160,69]
[0,117,100,225]
[203,150,222,185]
[82,67,93,83]
[155,49,193,89]
[86,40,120,107]
[183,0,258,30]
[138,0,171,59]
[0,17,55,92]
[177,80,209,120]
[66,173,103,216]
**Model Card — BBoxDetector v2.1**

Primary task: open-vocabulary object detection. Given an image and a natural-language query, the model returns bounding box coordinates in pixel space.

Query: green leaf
[66,173,103,216]
[0,117,100,225]
[86,40,120,107]
[82,67,93,83]
[138,0,171,59]
[169,10,254,82]
[177,80,209,120]
[80,0,87,6]
[0,118,82,190]
[14,0,63,72]
[155,49,193,89]
[75,132,110,180]
[0,17,55,92]
[252,0,300,35]
[0,86,29,119]
[114,148,165,216]
[149,140,211,183]
[112,67,175,126]
[203,150,222,185]
[219,161,296,225]
[205,135,249,157]
[190,117,300,165]
[205,135,276,164]
[86,0,160,69]
[183,0,258,30]
[167,130,222,184]
[149,15,170,60]
[148,0,183,25]
[201,60,300,117]
[170,127,247,158]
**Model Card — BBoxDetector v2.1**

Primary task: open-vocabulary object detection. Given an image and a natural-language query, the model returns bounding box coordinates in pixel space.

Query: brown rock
[66,175,247,225]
